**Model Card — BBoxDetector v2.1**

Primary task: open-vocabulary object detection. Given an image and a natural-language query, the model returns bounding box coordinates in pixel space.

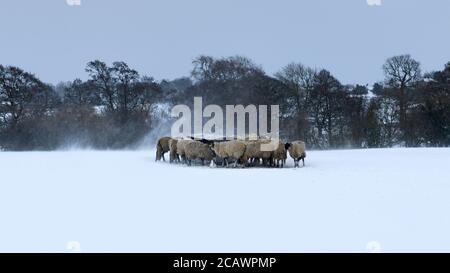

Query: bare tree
[0,65,49,128]
[383,55,421,145]
[86,60,116,112]
[112,61,139,122]
[275,63,317,140]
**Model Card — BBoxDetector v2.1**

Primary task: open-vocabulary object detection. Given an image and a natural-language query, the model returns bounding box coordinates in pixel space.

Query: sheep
[285,140,306,168]
[184,141,215,166]
[176,139,195,163]
[272,141,287,168]
[155,137,171,162]
[243,139,273,166]
[212,140,247,168]
[168,138,180,163]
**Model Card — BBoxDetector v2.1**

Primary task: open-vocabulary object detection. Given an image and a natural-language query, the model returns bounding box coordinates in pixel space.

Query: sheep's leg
[201,159,205,166]
[302,157,305,167]
[162,153,166,162]
[233,160,238,168]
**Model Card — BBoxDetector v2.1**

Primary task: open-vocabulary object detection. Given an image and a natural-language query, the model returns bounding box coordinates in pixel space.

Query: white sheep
[176,139,194,163]
[243,139,273,166]
[272,141,287,168]
[184,141,215,166]
[155,137,171,162]
[285,141,306,168]
[168,138,180,163]
[212,140,247,168]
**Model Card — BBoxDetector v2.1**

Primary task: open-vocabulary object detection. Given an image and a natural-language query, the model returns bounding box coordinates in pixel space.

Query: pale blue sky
[1,0,449,85]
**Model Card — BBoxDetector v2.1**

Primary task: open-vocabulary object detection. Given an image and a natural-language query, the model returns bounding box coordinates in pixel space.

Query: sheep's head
[210,142,219,154]
[200,138,214,146]
[285,143,291,150]
[207,143,216,154]
[205,146,215,159]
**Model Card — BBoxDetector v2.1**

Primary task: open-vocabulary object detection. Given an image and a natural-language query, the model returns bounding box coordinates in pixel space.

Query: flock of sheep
[155,137,306,168]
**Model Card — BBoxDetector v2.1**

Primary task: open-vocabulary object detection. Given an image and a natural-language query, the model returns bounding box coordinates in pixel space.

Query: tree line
[0,55,449,150]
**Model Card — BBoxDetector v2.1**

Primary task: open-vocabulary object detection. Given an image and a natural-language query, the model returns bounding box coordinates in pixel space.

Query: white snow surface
[0,148,449,253]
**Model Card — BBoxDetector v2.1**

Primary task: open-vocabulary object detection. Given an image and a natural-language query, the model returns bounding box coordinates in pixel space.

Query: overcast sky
[1,0,449,85]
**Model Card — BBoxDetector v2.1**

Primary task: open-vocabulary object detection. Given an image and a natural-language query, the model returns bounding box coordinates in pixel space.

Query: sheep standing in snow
[243,139,273,166]
[285,141,306,167]
[168,138,180,163]
[155,137,171,162]
[184,141,215,166]
[212,140,247,168]
[272,141,287,168]
[176,139,194,163]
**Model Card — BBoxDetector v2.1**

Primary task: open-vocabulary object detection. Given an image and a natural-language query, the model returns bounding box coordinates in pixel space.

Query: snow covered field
[0,148,449,253]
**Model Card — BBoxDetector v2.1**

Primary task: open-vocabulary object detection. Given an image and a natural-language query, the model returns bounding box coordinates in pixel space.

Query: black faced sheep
[285,141,306,167]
